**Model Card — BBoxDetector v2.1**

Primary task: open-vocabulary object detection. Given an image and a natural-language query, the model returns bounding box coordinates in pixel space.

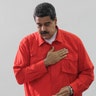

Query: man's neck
[44,31,57,44]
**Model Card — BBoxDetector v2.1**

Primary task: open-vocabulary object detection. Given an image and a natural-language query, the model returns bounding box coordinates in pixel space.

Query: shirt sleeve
[70,39,94,95]
[13,38,47,84]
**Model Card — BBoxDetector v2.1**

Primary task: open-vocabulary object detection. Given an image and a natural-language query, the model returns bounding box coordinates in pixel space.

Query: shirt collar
[38,27,64,46]
[38,33,45,46]
[55,28,64,43]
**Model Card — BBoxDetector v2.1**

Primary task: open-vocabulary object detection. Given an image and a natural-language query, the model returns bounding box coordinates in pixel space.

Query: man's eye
[45,23,50,26]
[37,24,42,28]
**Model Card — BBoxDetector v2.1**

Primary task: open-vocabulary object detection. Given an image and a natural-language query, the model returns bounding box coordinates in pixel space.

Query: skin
[35,16,57,39]
[35,16,71,96]
[55,86,71,96]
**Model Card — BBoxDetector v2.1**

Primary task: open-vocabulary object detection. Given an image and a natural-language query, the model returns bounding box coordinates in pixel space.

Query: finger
[63,48,68,54]
[62,54,67,58]
[56,48,65,53]
[49,46,54,52]
[59,51,68,57]
[56,88,64,95]
[57,48,68,55]
[59,49,68,56]
[56,90,69,96]
[57,55,67,61]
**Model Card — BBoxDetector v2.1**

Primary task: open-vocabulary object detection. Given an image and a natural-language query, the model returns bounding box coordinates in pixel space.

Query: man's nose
[41,25,46,31]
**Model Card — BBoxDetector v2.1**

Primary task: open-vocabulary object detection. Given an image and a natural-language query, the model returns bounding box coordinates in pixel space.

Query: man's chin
[42,36,50,40]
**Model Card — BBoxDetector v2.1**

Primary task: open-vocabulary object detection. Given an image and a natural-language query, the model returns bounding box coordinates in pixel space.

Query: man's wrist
[44,59,49,66]
[68,86,74,95]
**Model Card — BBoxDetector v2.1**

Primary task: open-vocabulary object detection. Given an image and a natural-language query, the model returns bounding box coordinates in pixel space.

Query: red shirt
[13,28,94,96]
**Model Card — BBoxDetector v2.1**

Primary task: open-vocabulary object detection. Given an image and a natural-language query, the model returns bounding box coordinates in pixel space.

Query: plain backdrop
[0,0,96,96]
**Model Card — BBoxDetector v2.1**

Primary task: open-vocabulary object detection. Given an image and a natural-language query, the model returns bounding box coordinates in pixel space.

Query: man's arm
[13,39,68,84]
[13,39,48,84]
[69,39,94,95]
[55,39,94,96]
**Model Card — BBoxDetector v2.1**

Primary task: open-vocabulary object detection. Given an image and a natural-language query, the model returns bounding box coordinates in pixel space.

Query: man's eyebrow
[45,22,51,23]
[36,23,41,24]
[36,22,51,25]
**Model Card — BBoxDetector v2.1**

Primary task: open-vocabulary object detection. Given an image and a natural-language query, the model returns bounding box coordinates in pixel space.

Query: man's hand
[44,47,68,66]
[55,86,71,96]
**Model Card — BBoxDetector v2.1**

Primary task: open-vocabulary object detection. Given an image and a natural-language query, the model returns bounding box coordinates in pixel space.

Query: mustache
[40,31,49,35]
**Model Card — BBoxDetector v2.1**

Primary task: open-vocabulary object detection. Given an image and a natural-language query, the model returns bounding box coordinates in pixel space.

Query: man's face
[35,16,57,39]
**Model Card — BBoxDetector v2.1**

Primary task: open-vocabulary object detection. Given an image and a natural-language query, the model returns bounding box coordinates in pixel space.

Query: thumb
[49,46,54,52]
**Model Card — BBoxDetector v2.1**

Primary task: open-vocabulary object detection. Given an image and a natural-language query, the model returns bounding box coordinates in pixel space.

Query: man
[13,2,94,96]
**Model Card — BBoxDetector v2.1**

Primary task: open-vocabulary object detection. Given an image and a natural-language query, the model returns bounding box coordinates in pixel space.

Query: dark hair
[33,2,56,20]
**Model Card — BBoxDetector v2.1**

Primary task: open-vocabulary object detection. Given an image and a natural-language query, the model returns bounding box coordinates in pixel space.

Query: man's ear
[54,17,57,25]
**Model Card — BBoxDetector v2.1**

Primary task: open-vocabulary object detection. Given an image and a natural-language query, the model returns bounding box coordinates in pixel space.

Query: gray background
[0,0,96,96]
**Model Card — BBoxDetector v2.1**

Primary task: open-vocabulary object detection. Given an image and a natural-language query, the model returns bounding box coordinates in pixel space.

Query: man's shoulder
[19,32,39,45]
[26,31,39,40]
[60,29,78,38]
[59,29,81,42]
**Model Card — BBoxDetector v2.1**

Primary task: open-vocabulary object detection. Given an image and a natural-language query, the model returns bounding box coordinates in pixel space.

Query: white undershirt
[44,31,57,44]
